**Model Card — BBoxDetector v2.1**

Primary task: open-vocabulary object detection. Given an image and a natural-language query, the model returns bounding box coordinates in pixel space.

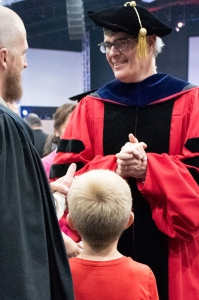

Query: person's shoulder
[0,104,34,142]
[33,129,48,139]
[125,257,155,276]
[33,128,48,134]
[68,257,80,268]
[74,93,105,117]
[79,93,102,105]
[0,105,14,128]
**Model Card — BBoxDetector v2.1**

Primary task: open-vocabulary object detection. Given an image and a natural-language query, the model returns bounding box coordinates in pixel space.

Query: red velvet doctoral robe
[51,80,199,300]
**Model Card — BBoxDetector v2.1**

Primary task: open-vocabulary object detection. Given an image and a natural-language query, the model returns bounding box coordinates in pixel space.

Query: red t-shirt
[69,256,159,300]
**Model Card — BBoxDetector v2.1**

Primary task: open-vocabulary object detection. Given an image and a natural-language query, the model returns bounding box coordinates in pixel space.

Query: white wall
[188,37,199,86]
[20,48,83,107]
[41,120,54,135]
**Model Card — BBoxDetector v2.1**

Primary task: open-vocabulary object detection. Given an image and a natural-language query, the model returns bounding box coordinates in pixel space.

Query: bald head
[0,6,26,50]
[24,113,42,129]
[0,6,28,103]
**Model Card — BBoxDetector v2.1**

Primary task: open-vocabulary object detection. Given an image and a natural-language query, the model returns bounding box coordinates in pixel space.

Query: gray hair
[154,37,164,57]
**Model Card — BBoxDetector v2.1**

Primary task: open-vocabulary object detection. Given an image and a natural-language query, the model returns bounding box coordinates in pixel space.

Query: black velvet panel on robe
[103,99,175,300]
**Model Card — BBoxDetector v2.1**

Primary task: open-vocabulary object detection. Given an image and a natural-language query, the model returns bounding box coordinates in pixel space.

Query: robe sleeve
[50,96,117,180]
[138,88,199,240]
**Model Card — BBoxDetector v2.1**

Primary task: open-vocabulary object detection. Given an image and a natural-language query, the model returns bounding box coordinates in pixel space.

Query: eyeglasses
[98,37,135,53]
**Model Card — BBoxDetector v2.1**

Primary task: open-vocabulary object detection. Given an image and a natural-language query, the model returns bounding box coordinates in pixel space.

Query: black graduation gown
[0,104,74,300]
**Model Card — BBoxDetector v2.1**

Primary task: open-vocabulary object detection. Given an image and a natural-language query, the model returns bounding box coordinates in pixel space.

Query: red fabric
[53,88,199,300]
[59,211,81,243]
[137,88,199,299]
[52,98,117,241]
[69,256,159,300]
[53,97,118,175]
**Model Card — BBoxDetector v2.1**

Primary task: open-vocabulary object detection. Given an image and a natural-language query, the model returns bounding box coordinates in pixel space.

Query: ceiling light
[0,0,25,6]
[141,0,156,3]
[175,21,185,32]
[177,21,185,28]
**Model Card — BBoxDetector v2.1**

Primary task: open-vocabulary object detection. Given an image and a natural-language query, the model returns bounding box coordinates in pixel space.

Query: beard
[4,67,23,104]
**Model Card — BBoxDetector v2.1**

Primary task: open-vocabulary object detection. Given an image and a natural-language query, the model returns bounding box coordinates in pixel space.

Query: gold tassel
[137,27,147,59]
[124,1,148,59]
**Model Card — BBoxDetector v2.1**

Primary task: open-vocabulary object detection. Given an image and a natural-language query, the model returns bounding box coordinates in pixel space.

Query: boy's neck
[77,239,123,261]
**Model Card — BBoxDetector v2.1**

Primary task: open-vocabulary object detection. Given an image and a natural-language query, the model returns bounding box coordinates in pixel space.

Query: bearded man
[0,6,74,300]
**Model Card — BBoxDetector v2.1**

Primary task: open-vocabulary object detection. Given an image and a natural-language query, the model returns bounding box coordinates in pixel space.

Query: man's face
[4,26,28,103]
[105,32,155,83]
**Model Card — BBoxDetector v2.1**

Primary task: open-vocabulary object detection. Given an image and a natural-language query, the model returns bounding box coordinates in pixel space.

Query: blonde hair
[67,169,132,249]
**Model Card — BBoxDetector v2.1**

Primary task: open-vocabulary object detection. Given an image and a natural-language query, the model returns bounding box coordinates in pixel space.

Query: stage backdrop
[20,48,83,107]
[188,36,199,86]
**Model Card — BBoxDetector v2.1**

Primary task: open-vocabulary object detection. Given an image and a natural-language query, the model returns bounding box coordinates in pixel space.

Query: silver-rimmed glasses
[98,37,135,53]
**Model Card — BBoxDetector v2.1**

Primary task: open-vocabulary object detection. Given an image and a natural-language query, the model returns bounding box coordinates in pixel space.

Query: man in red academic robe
[50,3,199,299]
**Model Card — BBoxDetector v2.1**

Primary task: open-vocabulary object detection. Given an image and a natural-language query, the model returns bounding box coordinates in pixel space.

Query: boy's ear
[126,212,134,229]
[66,213,76,230]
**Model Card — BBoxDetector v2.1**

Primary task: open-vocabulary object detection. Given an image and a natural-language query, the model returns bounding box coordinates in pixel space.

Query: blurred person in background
[42,103,76,176]
[24,113,49,157]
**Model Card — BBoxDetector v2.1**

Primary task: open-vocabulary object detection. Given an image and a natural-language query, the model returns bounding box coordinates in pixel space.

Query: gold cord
[124,1,147,59]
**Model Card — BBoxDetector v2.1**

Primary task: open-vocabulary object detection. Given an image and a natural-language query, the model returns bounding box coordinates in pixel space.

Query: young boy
[67,169,159,300]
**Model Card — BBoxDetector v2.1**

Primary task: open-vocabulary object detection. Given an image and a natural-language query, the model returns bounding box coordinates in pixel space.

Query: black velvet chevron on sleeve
[57,139,85,153]
[187,167,199,185]
[184,138,199,184]
[182,157,199,185]
[185,138,199,153]
[49,162,85,179]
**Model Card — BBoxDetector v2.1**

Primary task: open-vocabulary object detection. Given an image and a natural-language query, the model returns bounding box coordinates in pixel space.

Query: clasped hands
[116,133,147,180]
[50,133,147,193]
